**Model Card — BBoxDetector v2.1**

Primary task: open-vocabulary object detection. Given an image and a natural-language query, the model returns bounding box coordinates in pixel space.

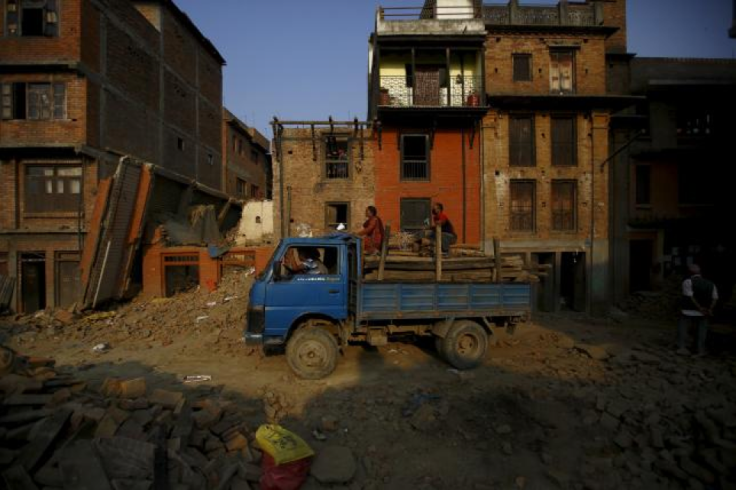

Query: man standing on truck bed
[431,203,457,257]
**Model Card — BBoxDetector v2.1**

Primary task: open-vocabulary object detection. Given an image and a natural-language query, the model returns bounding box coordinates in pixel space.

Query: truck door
[265,245,347,338]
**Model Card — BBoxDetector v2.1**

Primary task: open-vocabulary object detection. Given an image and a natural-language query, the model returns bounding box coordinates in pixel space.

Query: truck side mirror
[272,260,282,281]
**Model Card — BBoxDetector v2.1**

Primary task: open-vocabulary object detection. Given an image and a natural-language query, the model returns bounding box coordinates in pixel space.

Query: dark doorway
[630,240,653,292]
[414,66,442,106]
[533,252,555,312]
[560,252,586,312]
[21,253,46,312]
[56,252,81,308]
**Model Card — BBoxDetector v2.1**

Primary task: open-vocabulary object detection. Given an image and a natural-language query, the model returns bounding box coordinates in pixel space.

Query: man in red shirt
[357,206,384,255]
[431,203,457,256]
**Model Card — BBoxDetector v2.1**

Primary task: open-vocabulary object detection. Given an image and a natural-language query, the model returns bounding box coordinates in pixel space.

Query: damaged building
[0,0,262,312]
[222,109,272,201]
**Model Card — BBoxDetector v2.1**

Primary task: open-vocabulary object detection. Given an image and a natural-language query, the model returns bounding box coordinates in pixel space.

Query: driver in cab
[283,247,328,276]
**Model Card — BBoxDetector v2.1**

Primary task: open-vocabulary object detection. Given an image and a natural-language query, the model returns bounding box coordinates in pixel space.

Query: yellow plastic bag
[255,424,315,465]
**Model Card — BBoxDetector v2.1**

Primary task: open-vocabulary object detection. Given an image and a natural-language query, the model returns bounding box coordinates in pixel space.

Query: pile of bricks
[0,346,262,489]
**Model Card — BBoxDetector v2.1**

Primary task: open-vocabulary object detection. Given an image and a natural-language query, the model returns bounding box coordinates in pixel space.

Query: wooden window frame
[5,0,60,37]
[551,115,577,167]
[509,180,536,232]
[551,180,577,231]
[512,53,532,82]
[509,115,535,167]
[549,49,576,94]
[323,135,350,180]
[236,178,247,198]
[400,197,431,232]
[1,82,66,120]
[23,163,83,214]
[400,134,430,181]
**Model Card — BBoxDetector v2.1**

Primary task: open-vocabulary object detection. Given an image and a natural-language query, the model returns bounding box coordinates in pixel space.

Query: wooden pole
[493,237,502,282]
[435,223,442,282]
[378,224,391,281]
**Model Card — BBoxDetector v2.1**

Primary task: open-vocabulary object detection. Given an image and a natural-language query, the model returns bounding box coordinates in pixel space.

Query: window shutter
[44,0,58,37]
[1,84,12,120]
[6,1,19,36]
[53,83,66,119]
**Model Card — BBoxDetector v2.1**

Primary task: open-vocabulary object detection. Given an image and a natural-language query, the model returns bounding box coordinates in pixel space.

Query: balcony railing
[379,5,482,21]
[377,75,484,108]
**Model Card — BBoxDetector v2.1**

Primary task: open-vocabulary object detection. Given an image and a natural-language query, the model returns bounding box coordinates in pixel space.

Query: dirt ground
[2,272,736,490]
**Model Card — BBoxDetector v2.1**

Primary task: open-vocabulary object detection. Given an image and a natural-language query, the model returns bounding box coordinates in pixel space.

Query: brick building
[222,108,271,201]
[272,122,375,239]
[479,0,634,313]
[609,58,736,304]
[0,0,225,312]
[368,0,486,245]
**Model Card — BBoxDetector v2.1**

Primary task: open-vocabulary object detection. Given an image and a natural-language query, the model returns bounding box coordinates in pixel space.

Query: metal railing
[379,5,482,21]
[377,75,484,108]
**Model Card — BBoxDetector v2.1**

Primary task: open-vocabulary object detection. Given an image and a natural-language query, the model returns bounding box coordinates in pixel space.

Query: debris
[310,446,356,484]
[312,429,327,441]
[206,301,217,308]
[92,343,111,353]
[196,316,209,323]
[183,375,212,383]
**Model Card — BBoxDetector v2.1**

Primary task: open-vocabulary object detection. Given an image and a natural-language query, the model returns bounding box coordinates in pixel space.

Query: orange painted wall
[373,126,481,245]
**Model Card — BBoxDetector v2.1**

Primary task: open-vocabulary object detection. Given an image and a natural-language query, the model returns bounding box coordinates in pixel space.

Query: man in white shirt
[678,264,718,356]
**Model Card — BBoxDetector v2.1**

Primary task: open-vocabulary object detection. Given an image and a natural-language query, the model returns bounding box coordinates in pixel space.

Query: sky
[174,0,736,136]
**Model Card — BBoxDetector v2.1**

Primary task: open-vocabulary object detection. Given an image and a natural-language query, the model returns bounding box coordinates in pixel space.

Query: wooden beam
[435,223,442,281]
[378,224,391,281]
[493,237,502,282]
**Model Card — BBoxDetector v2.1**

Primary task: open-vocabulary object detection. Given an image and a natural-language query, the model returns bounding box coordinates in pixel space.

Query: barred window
[551,180,576,231]
[509,116,535,167]
[510,181,535,232]
[551,116,576,166]
[324,136,349,179]
[513,54,532,82]
[401,135,430,180]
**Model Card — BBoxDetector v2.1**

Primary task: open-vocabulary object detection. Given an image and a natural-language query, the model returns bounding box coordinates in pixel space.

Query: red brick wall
[603,0,627,54]
[0,74,87,146]
[223,123,269,198]
[0,0,82,64]
[485,33,608,96]
[374,126,481,245]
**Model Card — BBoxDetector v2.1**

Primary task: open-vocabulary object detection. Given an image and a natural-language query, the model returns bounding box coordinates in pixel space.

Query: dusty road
[2,274,736,489]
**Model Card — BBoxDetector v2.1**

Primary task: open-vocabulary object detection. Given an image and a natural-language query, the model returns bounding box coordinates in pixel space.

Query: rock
[53,309,75,324]
[514,476,526,489]
[605,399,630,419]
[119,378,146,399]
[148,389,183,409]
[575,344,609,361]
[224,433,249,452]
[409,404,436,432]
[679,456,715,484]
[614,431,633,449]
[494,424,512,435]
[608,307,629,323]
[599,413,619,431]
[311,446,356,484]
[100,378,122,397]
[557,337,576,350]
[321,415,339,432]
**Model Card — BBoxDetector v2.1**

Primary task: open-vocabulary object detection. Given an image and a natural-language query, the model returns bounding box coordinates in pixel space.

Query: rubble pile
[0,345,266,489]
[617,275,683,321]
[3,270,255,355]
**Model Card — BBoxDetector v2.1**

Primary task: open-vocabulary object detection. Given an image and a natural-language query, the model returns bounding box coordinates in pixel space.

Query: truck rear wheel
[286,326,338,380]
[440,320,488,370]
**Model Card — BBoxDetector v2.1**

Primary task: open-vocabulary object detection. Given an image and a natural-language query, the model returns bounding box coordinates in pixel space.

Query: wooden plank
[17,408,71,472]
[3,395,54,407]
[493,238,502,282]
[378,224,391,281]
[435,224,442,281]
[2,465,39,490]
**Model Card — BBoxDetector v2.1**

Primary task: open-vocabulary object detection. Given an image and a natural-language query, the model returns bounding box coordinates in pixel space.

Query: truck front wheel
[440,320,488,370]
[286,326,338,380]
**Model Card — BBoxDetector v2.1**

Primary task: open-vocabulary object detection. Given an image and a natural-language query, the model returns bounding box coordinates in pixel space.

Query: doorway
[55,252,81,308]
[560,252,586,312]
[414,66,442,106]
[629,240,653,292]
[533,253,555,312]
[21,253,46,312]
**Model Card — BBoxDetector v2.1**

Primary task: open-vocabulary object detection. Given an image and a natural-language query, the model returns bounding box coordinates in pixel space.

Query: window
[24,165,82,213]
[550,50,575,94]
[0,252,8,277]
[509,116,535,167]
[635,165,651,206]
[236,178,247,198]
[177,137,185,151]
[676,109,713,138]
[552,180,576,231]
[250,185,259,199]
[324,136,349,179]
[251,149,259,164]
[551,116,576,166]
[1,82,65,120]
[325,202,349,231]
[207,153,213,166]
[513,54,532,82]
[509,181,535,232]
[401,134,429,180]
[400,198,431,232]
[281,246,339,276]
[5,0,59,37]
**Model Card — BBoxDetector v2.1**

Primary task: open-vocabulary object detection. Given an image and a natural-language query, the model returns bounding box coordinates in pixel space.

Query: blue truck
[245,234,532,379]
